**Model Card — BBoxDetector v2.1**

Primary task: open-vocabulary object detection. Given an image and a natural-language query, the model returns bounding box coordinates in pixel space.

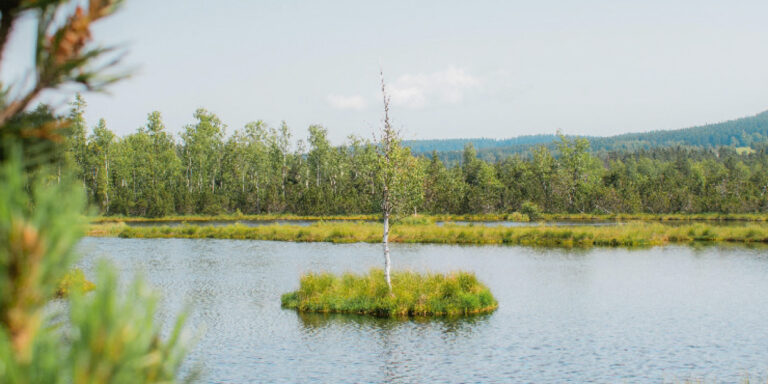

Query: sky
[4,0,768,143]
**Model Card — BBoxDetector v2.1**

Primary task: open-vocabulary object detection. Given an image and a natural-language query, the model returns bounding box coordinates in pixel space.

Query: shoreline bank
[88,221,768,247]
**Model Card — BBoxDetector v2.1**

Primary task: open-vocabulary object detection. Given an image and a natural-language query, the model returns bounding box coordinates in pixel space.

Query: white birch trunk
[104,157,110,213]
[383,211,392,290]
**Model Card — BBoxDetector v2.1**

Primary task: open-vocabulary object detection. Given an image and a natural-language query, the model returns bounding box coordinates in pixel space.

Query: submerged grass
[89,221,768,248]
[281,269,498,317]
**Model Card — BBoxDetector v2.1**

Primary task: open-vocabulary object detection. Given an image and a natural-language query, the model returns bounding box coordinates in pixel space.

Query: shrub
[0,154,195,384]
[520,201,543,220]
[505,212,529,222]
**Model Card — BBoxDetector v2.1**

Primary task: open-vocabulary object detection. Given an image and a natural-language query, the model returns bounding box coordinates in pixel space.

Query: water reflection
[294,311,492,334]
[292,311,494,382]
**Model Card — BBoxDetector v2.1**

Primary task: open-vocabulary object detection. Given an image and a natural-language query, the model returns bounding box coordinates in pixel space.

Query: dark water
[75,238,768,383]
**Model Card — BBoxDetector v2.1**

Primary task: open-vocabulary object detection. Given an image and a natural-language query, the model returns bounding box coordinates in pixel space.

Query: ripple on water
[76,238,768,383]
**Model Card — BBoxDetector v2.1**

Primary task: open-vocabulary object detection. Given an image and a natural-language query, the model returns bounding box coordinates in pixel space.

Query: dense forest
[42,96,768,217]
[412,110,768,164]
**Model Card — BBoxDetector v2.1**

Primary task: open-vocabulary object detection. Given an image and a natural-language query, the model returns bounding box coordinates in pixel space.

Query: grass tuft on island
[56,268,95,298]
[281,269,498,317]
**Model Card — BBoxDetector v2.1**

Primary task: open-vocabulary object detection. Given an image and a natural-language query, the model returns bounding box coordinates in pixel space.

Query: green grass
[281,269,498,317]
[90,213,379,223]
[90,221,768,248]
[89,212,768,225]
[89,212,526,224]
[540,212,768,222]
[56,268,95,298]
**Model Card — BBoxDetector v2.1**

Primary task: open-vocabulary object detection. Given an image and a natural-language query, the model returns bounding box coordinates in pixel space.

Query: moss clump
[56,268,95,298]
[281,269,498,317]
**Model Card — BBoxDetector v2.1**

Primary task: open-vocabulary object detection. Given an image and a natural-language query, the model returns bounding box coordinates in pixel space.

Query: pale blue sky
[4,0,768,143]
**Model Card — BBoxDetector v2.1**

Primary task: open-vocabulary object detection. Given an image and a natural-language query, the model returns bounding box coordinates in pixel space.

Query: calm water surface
[76,238,768,383]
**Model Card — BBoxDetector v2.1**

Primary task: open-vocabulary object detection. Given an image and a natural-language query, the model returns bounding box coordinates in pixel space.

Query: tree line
[50,96,768,217]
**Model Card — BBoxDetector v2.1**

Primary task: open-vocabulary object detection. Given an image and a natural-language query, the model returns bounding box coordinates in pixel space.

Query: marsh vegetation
[56,269,96,298]
[281,269,498,317]
[91,220,768,247]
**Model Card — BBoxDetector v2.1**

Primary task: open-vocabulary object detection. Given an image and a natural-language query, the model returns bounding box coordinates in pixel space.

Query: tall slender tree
[376,71,413,290]
[88,118,115,212]
[378,71,395,290]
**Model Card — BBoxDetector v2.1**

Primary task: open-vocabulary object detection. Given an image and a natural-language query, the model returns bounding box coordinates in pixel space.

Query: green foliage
[461,144,502,213]
[180,109,227,215]
[0,152,87,356]
[519,201,542,220]
[0,2,194,382]
[47,95,768,218]
[0,152,194,383]
[281,269,498,317]
[109,111,181,217]
[66,264,194,383]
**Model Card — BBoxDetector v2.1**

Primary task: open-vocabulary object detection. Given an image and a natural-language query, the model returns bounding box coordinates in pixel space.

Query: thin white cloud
[327,94,368,110]
[389,67,480,109]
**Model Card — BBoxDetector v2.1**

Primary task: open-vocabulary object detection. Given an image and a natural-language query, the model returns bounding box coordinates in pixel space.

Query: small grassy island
[281,269,498,317]
[56,268,96,298]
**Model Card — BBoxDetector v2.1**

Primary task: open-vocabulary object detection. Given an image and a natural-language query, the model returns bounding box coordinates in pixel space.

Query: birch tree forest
[39,96,768,217]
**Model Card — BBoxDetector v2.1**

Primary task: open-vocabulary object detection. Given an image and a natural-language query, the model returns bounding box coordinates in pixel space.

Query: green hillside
[405,110,768,163]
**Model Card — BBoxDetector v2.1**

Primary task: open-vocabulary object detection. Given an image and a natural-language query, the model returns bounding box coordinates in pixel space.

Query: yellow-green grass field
[90,212,768,225]
[89,221,768,247]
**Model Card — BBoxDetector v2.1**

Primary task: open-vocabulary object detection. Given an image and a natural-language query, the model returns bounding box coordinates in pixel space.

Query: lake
[75,238,768,383]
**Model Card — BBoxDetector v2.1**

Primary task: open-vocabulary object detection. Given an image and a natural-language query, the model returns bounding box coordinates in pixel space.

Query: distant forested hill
[402,135,564,153]
[405,110,768,163]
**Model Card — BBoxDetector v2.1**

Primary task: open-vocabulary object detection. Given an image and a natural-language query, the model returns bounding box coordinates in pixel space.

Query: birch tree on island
[376,71,421,291]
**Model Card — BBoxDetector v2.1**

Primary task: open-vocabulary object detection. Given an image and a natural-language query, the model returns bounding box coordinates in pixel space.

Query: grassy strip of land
[90,212,768,224]
[422,212,768,222]
[90,213,380,223]
[89,221,768,247]
[281,269,498,317]
[539,212,768,222]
